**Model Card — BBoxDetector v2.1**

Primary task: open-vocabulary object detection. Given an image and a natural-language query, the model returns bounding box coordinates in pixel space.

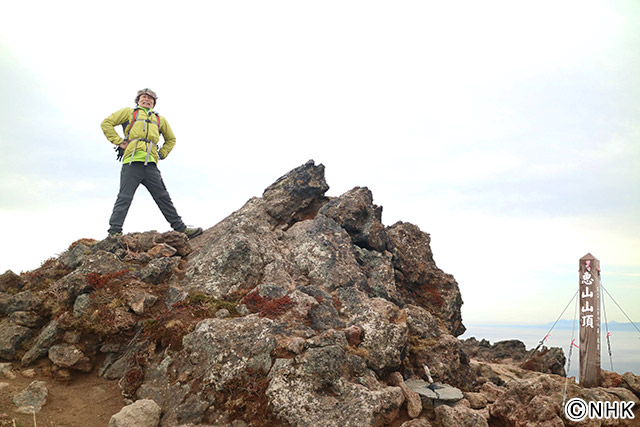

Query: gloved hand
[115,145,124,161]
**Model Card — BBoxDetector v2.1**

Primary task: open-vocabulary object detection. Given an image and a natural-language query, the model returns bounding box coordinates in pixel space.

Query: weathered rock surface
[13,380,48,414]
[463,337,566,376]
[1,161,637,427]
[0,270,24,295]
[0,319,32,360]
[48,343,93,372]
[108,399,162,427]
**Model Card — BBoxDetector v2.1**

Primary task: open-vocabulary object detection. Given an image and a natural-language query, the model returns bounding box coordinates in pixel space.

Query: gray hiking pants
[108,162,186,234]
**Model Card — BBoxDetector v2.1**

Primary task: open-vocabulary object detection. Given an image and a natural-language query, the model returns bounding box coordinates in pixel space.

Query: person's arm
[158,117,176,159]
[101,108,132,148]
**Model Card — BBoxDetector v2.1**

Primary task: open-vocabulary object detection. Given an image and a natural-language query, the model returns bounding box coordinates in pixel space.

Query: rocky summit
[0,160,638,426]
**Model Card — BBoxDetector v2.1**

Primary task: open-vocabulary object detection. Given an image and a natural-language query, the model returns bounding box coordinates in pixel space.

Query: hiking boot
[108,232,123,238]
[184,227,203,239]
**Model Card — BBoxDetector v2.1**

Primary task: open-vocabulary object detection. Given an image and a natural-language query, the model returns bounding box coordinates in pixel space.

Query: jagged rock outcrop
[1,160,638,426]
[463,337,567,376]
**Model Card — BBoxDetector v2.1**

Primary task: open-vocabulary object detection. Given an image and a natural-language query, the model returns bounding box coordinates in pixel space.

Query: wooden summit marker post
[579,253,601,387]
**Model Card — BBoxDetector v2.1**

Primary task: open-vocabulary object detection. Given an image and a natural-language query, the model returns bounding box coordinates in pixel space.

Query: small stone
[21,369,37,379]
[464,392,488,409]
[51,365,72,382]
[9,311,43,328]
[73,294,92,317]
[428,382,463,402]
[215,308,230,319]
[108,399,162,427]
[286,337,306,355]
[480,381,505,403]
[344,325,363,347]
[0,363,15,379]
[406,379,438,400]
[127,292,158,315]
[63,330,82,344]
[389,372,422,418]
[13,380,48,413]
[48,344,93,372]
[148,243,178,258]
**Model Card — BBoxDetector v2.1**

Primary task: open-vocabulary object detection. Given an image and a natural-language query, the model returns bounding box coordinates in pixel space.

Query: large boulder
[4,161,473,426]
[262,159,330,227]
[0,319,33,360]
[386,222,465,336]
[108,399,162,427]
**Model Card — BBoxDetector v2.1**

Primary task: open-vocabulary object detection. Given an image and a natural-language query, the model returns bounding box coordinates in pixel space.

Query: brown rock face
[387,222,465,337]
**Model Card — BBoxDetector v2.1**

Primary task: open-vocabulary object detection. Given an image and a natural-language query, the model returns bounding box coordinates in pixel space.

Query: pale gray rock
[183,197,293,298]
[181,316,276,391]
[79,250,127,274]
[267,357,404,427]
[284,214,366,292]
[406,379,438,401]
[56,250,127,299]
[175,394,209,425]
[108,399,162,427]
[336,287,407,372]
[135,355,190,424]
[21,319,60,366]
[137,257,181,284]
[13,380,48,414]
[353,246,400,304]
[59,243,91,270]
[399,419,432,427]
[48,343,92,372]
[73,293,91,317]
[428,382,464,402]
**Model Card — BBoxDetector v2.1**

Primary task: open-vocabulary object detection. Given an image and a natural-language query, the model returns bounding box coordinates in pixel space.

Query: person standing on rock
[101,88,203,239]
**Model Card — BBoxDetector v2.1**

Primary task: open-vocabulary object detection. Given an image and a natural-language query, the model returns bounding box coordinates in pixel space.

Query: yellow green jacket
[101,107,176,164]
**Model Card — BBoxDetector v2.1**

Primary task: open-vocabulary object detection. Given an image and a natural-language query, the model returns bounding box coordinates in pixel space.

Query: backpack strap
[120,108,141,140]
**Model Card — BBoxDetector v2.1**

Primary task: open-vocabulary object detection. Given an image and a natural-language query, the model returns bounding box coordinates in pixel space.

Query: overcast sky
[1,1,638,328]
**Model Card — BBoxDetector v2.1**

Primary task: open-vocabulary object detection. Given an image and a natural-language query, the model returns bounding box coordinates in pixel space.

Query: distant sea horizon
[460,321,640,377]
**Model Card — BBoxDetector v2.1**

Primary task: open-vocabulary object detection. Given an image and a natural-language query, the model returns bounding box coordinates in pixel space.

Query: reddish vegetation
[86,270,129,290]
[68,238,98,250]
[20,258,71,290]
[242,292,295,318]
[215,367,281,426]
